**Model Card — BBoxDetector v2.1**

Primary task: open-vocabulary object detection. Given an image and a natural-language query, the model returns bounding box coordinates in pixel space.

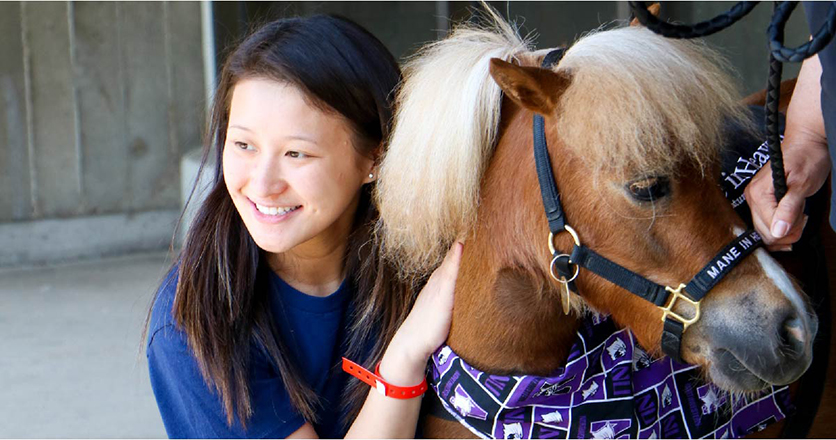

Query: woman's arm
[344,242,463,438]
[745,54,831,250]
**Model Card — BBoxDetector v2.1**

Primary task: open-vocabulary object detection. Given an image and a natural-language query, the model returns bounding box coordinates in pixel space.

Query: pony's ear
[489,58,572,115]
[630,3,661,27]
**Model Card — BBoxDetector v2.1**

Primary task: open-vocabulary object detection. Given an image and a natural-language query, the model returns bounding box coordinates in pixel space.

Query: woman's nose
[249,155,288,195]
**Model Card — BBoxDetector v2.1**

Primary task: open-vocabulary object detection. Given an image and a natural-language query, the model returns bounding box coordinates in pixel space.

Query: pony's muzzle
[700,288,817,390]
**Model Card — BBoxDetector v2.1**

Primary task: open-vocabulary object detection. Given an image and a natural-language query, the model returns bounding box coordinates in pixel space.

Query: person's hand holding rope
[745,54,832,251]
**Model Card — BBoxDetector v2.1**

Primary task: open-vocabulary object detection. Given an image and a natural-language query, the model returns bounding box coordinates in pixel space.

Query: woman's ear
[364,167,377,184]
[365,143,384,183]
[363,154,378,184]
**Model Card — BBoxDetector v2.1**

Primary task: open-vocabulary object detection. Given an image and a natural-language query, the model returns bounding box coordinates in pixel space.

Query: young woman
[145,15,461,438]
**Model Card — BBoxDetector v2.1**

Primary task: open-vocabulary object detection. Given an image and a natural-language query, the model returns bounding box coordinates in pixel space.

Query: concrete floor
[1,252,173,438]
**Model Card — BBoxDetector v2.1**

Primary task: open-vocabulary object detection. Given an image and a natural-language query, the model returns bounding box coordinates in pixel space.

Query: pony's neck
[445,101,581,376]
[447,254,582,376]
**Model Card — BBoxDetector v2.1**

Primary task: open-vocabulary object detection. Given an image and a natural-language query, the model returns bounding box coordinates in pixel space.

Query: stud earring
[368,173,374,179]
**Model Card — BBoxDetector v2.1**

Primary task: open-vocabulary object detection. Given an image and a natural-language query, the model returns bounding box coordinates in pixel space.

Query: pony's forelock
[375,9,531,276]
[555,26,751,180]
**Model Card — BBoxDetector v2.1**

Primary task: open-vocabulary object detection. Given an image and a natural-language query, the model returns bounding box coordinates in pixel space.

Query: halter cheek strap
[533,49,763,362]
[534,48,569,234]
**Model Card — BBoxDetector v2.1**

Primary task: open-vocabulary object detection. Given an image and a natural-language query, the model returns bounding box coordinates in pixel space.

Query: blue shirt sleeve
[146,271,306,439]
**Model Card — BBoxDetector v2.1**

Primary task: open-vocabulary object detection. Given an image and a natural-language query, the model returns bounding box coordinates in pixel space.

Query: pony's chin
[707,349,771,393]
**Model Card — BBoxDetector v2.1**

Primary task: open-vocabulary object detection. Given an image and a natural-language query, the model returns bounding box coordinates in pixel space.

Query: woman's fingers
[384,241,464,371]
[431,241,463,289]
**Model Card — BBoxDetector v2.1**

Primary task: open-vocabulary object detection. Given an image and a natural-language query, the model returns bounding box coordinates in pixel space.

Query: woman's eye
[234,141,254,151]
[626,176,670,202]
[286,151,307,159]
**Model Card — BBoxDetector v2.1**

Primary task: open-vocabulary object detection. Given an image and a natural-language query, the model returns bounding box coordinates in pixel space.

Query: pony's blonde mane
[555,26,750,178]
[375,9,531,276]
[377,15,750,276]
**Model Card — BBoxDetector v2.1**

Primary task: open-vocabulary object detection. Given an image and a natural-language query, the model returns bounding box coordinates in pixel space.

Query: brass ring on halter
[548,225,581,255]
[550,254,580,283]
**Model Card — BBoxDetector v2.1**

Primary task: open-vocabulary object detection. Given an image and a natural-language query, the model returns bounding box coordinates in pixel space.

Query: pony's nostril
[779,315,805,357]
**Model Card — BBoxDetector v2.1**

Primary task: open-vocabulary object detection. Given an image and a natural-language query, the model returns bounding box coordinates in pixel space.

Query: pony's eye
[626,176,670,202]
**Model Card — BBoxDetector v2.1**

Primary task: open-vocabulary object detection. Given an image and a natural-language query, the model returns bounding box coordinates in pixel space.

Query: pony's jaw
[706,349,770,391]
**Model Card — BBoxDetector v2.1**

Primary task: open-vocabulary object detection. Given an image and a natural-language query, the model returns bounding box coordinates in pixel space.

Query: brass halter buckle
[548,225,581,283]
[660,283,701,331]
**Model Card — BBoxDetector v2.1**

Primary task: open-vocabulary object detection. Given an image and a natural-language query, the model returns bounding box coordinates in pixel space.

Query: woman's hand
[345,243,463,438]
[378,242,463,386]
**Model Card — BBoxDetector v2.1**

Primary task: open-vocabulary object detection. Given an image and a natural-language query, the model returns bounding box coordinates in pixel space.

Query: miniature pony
[376,12,817,438]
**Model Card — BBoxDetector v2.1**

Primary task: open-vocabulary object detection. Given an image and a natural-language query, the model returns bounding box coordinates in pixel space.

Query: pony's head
[377,18,817,392]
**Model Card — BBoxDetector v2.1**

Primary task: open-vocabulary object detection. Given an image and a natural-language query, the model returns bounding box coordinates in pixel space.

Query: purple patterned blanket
[429,313,791,439]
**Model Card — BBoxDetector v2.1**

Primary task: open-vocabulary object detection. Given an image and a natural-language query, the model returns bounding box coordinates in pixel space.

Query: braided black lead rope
[627,1,759,39]
[769,1,836,63]
[766,2,788,200]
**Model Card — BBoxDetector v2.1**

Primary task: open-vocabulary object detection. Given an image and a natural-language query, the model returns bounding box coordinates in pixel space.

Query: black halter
[534,49,764,362]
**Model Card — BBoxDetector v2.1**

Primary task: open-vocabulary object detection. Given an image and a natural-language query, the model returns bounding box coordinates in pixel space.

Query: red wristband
[341,357,428,399]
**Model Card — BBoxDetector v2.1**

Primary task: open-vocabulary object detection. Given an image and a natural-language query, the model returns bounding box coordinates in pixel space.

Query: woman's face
[223,78,375,255]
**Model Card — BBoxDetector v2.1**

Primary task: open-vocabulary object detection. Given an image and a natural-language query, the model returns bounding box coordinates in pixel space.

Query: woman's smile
[250,199,303,223]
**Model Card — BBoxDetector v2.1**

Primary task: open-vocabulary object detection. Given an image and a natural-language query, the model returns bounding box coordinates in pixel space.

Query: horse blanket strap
[428,315,792,439]
[534,48,567,235]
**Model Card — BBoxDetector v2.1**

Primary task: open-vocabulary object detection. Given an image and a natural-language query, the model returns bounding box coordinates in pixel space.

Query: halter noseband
[533,49,763,362]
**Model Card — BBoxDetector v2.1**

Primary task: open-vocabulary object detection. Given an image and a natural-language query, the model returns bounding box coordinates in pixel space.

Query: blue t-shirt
[146,267,357,438]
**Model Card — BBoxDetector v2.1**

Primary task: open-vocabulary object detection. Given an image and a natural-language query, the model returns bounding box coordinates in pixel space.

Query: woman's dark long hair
[144,15,414,429]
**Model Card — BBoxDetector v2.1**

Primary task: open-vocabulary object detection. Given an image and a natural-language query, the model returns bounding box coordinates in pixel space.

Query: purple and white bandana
[430,314,792,439]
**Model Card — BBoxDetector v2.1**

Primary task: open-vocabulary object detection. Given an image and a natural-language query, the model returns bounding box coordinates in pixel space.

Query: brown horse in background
[375,10,823,438]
